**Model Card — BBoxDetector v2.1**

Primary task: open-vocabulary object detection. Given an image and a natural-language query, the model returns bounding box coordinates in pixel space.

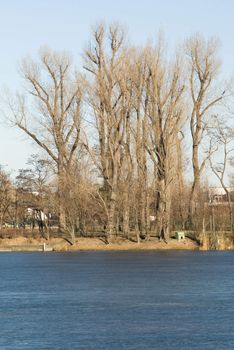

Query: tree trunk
[226,191,232,233]
[139,187,147,238]
[58,165,67,232]
[107,193,116,243]
[106,167,118,243]
[156,178,170,243]
[122,191,130,239]
[188,144,200,228]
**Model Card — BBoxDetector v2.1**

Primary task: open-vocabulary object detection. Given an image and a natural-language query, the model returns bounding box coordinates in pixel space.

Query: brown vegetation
[1,23,234,250]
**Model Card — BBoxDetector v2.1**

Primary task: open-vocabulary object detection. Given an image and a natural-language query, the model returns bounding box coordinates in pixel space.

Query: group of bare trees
[1,23,234,243]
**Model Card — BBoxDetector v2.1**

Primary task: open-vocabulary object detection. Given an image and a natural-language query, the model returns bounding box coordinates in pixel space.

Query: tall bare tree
[7,49,83,238]
[185,35,225,227]
[145,46,185,242]
[84,23,132,243]
[131,49,150,240]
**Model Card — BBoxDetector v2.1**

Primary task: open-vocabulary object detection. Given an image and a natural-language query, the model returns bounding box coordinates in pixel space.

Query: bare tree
[131,49,150,240]
[84,23,132,243]
[61,149,96,241]
[145,45,185,242]
[6,49,83,240]
[27,154,52,200]
[170,133,188,230]
[0,167,13,228]
[209,117,234,232]
[185,34,226,227]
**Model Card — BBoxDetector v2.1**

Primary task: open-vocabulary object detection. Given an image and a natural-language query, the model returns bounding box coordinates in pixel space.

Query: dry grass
[0,233,199,252]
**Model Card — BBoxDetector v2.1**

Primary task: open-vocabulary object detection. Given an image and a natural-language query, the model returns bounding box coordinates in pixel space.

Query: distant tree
[0,167,13,228]
[209,117,234,232]
[15,154,52,209]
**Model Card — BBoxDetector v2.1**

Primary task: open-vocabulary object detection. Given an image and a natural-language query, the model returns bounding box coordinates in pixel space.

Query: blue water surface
[0,251,234,349]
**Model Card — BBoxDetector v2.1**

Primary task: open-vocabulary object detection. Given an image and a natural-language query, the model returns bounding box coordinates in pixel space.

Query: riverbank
[0,236,199,252]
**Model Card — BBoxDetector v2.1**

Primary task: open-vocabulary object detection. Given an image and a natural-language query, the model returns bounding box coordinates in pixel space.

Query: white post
[43,243,46,252]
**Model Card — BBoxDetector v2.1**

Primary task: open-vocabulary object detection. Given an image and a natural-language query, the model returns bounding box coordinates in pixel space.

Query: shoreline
[0,236,200,252]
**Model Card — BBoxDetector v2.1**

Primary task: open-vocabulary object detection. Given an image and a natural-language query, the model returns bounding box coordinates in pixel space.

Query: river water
[0,251,234,349]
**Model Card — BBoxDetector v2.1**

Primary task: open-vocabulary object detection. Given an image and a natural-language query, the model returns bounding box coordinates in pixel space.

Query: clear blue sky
[1,0,234,174]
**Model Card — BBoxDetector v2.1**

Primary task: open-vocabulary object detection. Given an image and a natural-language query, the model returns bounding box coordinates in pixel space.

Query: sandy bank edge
[0,236,199,252]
